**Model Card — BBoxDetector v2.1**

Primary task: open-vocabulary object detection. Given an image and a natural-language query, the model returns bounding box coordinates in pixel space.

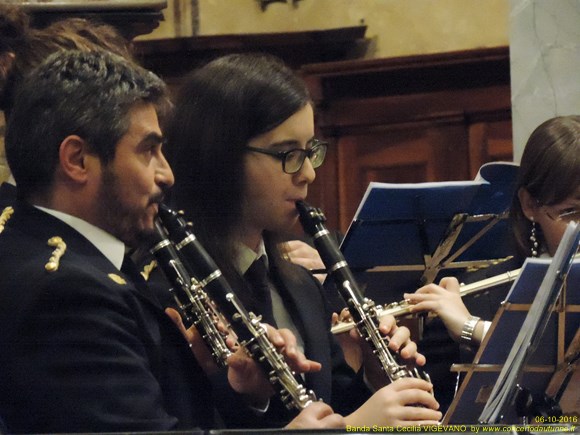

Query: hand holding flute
[404,277,486,345]
[331,268,520,336]
[332,276,491,346]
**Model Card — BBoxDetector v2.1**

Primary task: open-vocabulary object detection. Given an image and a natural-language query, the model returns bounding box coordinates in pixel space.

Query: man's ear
[58,135,97,184]
[518,187,539,220]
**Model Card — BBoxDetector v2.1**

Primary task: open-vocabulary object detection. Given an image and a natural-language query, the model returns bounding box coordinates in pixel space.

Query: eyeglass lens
[544,206,580,222]
[284,145,326,174]
[556,209,580,222]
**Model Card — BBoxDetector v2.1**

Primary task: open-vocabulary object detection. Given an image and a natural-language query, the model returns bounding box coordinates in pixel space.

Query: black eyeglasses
[537,199,580,222]
[245,140,328,174]
[543,206,580,223]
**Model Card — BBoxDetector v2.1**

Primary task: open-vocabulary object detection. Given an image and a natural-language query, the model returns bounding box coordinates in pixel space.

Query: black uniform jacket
[0,202,239,433]
[0,181,16,208]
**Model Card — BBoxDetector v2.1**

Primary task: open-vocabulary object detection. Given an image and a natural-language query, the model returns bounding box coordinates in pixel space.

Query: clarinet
[150,220,232,367]
[157,204,317,412]
[296,200,432,385]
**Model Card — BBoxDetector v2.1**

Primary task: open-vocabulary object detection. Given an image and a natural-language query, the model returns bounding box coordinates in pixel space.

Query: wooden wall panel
[301,47,513,233]
[334,125,471,229]
[468,120,513,178]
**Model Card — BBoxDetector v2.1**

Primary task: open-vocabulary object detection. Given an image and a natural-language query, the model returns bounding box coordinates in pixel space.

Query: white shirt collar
[237,238,268,275]
[35,206,125,270]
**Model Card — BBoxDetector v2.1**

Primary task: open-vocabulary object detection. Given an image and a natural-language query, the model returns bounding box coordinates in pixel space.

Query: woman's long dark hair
[165,53,311,299]
[510,115,580,256]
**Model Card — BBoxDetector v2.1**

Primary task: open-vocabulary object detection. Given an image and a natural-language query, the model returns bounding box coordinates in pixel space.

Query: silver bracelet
[460,315,481,345]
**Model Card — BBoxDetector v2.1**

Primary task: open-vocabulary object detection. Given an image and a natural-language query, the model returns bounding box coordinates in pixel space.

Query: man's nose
[155,152,175,189]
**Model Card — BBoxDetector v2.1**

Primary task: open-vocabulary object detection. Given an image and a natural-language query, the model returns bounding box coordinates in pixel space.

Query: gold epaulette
[140,260,158,281]
[0,206,14,234]
[45,236,67,272]
[108,273,126,285]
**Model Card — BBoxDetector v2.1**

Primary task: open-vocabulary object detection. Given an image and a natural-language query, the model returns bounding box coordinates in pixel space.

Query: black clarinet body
[150,221,232,367]
[157,204,317,412]
[296,200,432,385]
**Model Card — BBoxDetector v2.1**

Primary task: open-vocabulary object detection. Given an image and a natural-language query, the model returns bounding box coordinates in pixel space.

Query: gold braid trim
[140,260,157,281]
[0,206,14,234]
[45,236,67,272]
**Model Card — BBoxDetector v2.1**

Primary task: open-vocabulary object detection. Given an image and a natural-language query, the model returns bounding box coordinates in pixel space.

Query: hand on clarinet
[404,277,484,345]
[285,402,346,429]
[225,323,321,405]
[165,307,223,376]
[377,314,426,366]
[345,378,441,427]
[332,309,427,390]
[264,324,322,373]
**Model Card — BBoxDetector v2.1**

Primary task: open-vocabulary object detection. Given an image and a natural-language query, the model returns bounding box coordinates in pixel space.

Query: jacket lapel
[268,245,333,401]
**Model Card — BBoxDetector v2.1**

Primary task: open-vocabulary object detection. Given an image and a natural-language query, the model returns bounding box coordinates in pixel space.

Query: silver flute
[331,268,521,334]
[156,204,317,412]
[297,200,432,385]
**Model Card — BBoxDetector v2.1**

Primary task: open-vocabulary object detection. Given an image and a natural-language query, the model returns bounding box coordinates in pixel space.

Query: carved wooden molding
[301,47,510,103]
[134,25,369,86]
[16,1,167,39]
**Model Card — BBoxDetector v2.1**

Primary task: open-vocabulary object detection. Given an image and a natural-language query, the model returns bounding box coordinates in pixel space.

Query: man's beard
[96,167,155,248]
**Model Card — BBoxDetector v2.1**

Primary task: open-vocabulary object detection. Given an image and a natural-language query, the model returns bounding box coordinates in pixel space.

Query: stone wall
[141,0,509,59]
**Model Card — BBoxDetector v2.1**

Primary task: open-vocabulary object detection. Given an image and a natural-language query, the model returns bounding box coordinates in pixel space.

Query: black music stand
[444,222,580,424]
[339,162,519,303]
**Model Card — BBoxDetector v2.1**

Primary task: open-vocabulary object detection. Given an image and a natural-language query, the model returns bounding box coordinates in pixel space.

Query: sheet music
[351,161,519,222]
[342,161,519,268]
